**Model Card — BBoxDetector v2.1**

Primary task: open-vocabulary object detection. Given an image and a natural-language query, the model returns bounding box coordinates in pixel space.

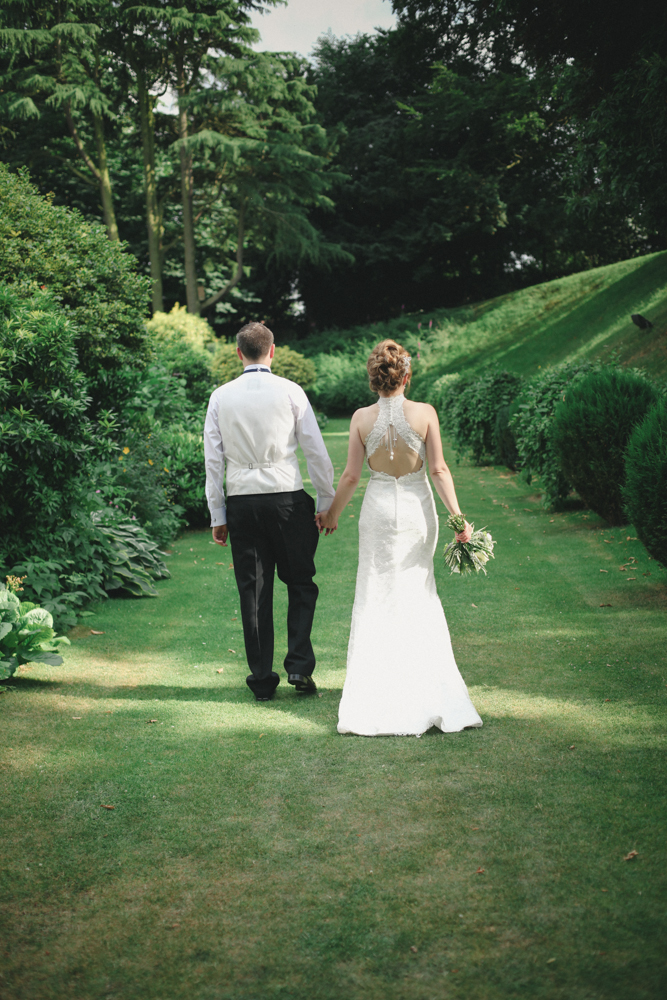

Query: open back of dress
[365,395,425,478]
[337,393,483,737]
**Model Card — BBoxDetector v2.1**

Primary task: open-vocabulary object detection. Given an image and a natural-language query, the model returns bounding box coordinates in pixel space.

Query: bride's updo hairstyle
[367,339,411,395]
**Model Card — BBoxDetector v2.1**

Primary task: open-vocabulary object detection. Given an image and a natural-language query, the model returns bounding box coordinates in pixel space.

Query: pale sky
[250,0,397,59]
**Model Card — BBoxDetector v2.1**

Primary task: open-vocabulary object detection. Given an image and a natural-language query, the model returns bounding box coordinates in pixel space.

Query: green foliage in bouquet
[553,367,658,525]
[623,396,667,566]
[443,514,496,576]
[0,581,70,680]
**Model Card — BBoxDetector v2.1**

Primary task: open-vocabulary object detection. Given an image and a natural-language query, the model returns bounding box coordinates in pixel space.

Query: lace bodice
[365,395,426,465]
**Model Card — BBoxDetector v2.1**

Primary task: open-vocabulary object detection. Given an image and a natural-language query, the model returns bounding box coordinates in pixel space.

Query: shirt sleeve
[203,391,227,526]
[290,386,335,511]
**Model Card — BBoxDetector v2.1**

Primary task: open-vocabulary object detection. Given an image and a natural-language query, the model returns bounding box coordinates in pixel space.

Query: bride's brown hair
[367,339,411,395]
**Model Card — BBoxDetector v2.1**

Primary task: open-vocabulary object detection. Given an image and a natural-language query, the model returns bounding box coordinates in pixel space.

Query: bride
[315,339,483,737]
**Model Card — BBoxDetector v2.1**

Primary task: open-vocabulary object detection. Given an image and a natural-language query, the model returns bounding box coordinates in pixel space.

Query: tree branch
[201,200,246,310]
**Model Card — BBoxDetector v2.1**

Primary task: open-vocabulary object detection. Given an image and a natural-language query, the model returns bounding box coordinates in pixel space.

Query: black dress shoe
[288,673,317,694]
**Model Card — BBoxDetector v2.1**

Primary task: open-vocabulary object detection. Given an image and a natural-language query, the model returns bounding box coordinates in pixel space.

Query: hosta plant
[0,583,70,680]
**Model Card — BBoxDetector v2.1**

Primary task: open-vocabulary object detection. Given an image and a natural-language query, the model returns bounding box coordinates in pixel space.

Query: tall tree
[0,0,122,240]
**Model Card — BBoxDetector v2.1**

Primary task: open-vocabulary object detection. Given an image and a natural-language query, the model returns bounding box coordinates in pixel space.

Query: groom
[204,321,335,702]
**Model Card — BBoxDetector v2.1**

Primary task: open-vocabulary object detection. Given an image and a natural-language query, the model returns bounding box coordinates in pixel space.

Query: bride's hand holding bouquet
[444,513,496,575]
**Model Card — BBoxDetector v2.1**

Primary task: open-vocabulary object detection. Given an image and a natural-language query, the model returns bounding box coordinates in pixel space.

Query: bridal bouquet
[443,514,496,576]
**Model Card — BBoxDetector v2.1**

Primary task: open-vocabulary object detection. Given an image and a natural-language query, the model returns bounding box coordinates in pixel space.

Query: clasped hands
[315,510,338,535]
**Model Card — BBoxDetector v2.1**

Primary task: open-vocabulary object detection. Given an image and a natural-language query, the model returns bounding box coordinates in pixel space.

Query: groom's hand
[212,524,228,546]
[315,510,338,536]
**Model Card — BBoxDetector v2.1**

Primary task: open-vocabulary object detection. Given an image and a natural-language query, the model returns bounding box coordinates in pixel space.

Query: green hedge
[553,367,659,525]
[623,397,667,565]
[430,368,523,464]
[509,361,595,507]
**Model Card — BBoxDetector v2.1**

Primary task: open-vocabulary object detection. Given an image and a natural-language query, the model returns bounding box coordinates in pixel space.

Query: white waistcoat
[216,372,304,497]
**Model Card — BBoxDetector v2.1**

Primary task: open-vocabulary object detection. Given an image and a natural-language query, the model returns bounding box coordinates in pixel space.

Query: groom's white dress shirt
[204,364,335,527]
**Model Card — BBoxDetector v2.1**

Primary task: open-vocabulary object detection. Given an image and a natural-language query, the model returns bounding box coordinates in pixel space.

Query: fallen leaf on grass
[318,693,323,698]
[603,540,613,544]
[568,745,575,749]
[601,889,608,892]
[90,630,105,635]
[229,563,234,568]
[259,734,265,738]
[627,536,638,541]
[228,648,236,654]
[600,603,612,607]
[471,603,478,608]
[619,567,627,572]
[72,716,81,720]
[599,569,609,573]
[216,562,224,565]
[475,867,485,874]
[216,668,224,674]
[624,850,639,861]
[410,945,418,953]
[147,719,158,724]
[100,804,114,810]
[546,958,556,964]
[627,577,636,581]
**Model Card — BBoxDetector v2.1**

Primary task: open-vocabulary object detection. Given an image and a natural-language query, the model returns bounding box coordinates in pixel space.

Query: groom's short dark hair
[237,321,274,360]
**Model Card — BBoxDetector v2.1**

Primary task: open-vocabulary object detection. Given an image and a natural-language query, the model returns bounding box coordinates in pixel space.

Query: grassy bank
[296,252,667,405]
[1,424,666,999]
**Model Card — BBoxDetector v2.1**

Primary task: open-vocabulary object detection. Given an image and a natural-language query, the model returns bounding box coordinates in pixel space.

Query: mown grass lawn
[2,421,666,1000]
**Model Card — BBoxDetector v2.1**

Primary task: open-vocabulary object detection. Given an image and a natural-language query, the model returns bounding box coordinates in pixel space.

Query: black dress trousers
[226,489,320,698]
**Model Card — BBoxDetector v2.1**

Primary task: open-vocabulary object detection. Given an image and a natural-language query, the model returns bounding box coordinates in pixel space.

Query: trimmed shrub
[494,403,519,469]
[434,368,523,464]
[310,351,375,415]
[0,165,151,409]
[552,367,659,525]
[510,361,595,507]
[623,397,667,566]
[147,305,216,408]
[211,343,317,390]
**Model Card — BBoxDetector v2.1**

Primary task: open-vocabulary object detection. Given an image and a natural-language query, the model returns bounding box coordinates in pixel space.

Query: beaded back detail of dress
[364,396,425,474]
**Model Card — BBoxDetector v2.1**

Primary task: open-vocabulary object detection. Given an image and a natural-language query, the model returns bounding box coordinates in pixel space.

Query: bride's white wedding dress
[337,395,483,736]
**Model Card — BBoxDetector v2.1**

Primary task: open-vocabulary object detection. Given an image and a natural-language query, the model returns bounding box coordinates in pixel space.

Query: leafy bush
[147,305,216,408]
[0,284,94,535]
[159,425,208,528]
[310,351,375,414]
[623,397,667,565]
[0,164,151,409]
[510,361,596,507]
[433,368,523,464]
[553,367,659,525]
[95,519,171,596]
[0,582,70,680]
[4,509,171,633]
[211,342,317,390]
[493,403,519,469]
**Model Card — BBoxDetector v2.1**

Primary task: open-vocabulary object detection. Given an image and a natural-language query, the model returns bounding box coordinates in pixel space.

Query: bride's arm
[315,411,366,535]
[424,405,473,543]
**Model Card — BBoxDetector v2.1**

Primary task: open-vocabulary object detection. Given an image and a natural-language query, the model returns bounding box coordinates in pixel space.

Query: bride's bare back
[355,396,432,478]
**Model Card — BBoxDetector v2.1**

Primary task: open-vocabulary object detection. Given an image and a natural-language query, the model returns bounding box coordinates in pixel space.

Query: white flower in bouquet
[443,514,496,576]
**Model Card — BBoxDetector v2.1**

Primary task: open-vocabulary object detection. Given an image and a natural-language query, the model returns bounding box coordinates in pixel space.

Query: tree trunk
[176,51,199,315]
[66,104,119,242]
[137,74,164,313]
[92,113,120,242]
